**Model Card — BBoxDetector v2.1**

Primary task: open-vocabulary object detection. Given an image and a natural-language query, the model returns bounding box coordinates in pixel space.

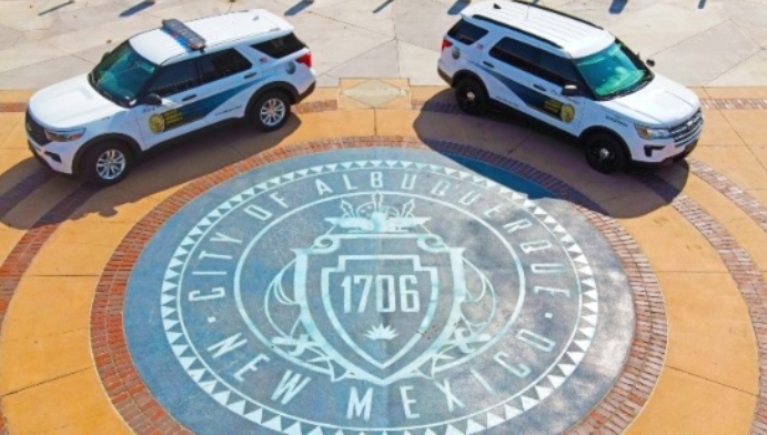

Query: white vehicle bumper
[27,135,82,175]
[629,135,700,166]
[628,111,703,166]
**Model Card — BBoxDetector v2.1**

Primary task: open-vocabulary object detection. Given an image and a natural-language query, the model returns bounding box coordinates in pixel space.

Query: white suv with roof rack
[438,0,703,173]
[25,10,315,185]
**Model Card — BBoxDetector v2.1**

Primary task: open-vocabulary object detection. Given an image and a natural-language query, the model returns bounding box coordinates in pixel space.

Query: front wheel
[250,90,291,132]
[455,78,488,116]
[80,142,132,186]
[584,133,627,174]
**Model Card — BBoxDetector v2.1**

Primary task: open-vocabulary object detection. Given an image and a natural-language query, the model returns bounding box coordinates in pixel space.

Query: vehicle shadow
[411,89,688,219]
[0,117,301,230]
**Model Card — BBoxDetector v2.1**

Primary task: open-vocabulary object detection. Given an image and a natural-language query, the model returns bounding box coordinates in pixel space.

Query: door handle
[533,84,546,92]
[244,72,257,79]
[482,61,495,69]
[181,94,197,102]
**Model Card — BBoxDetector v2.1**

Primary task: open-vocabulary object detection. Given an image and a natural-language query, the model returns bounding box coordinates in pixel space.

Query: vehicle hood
[28,74,123,129]
[602,74,700,126]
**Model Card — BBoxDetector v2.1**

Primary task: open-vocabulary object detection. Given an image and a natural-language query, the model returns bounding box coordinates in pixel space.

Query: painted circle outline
[161,160,598,433]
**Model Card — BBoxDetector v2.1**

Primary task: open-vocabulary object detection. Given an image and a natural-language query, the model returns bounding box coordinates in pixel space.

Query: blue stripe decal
[159,80,260,131]
[478,65,573,122]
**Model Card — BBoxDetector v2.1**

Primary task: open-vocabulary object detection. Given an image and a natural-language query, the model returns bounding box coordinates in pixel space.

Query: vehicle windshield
[90,41,157,105]
[574,42,652,99]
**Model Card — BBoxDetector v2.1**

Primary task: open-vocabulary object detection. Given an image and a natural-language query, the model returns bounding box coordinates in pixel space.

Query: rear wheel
[249,90,291,132]
[455,78,488,116]
[584,133,627,174]
[80,141,132,186]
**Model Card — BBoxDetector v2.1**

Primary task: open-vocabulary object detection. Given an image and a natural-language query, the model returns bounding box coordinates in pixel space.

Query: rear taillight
[441,38,453,51]
[297,52,312,68]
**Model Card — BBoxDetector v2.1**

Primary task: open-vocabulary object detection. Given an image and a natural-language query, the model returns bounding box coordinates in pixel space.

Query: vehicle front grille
[669,109,703,145]
[25,109,50,146]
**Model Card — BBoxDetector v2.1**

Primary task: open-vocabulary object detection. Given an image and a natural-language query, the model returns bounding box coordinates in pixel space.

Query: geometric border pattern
[158,157,600,434]
[90,136,666,434]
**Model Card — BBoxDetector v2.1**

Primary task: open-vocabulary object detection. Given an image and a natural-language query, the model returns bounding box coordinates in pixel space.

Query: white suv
[438,0,703,173]
[26,10,315,185]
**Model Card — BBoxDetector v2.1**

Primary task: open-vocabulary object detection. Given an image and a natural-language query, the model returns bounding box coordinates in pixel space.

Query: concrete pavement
[3,0,767,433]
[0,0,766,89]
[1,82,767,433]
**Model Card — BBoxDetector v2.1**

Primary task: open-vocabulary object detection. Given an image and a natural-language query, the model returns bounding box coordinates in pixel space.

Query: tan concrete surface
[1,177,79,230]
[0,149,39,198]
[721,110,767,148]
[704,87,767,99]
[2,86,767,434]
[667,174,767,272]
[0,329,92,394]
[658,272,759,394]
[695,146,767,191]
[0,90,33,103]
[0,276,96,342]
[698,109,747,147]
[617,205,728,273]
[627,368,757,435]
[0,113,26,149]
[2,369,131,434]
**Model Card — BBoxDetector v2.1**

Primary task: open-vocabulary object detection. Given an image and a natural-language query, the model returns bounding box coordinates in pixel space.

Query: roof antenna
[493,3,501,8]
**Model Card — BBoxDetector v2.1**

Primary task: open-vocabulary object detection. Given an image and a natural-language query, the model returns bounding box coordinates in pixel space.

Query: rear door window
[252,33,306,58]
[489,38,540,74]
[198,49,252,84]
[447,20,489,45]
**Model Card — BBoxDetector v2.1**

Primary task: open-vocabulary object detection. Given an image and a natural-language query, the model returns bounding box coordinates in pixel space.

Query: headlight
[44,128,85,142]
[635,125,671,140]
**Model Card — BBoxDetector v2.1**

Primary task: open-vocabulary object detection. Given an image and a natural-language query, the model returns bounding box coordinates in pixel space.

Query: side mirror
[142,93,162,106]
[562,84,579,97]
[646,58,656,67]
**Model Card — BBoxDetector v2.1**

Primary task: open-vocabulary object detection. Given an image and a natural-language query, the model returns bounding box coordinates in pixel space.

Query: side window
[252,33,306,58]
[447,20,488,45]
[199,49,252,84]
[489,38,539,73]
[147,60,199,97]
[538,52,581,87]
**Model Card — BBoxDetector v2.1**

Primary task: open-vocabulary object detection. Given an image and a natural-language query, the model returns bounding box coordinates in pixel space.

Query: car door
[189,48,258,123]
[530,50,587,135]
[134,58,205,148]
[482,38,584,134]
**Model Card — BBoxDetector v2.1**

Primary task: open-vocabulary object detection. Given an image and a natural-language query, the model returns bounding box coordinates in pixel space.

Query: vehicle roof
[461,1,614,58]
[130,10,292,65]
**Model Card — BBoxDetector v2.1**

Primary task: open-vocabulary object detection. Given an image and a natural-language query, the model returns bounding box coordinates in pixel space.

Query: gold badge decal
[148,114,165,133]
[560,104,576,123]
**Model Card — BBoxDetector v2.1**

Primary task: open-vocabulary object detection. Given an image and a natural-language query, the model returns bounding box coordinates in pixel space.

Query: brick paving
[1,97,766,114]
[2,89,767,433]
[0,186,94,435]
[635,169,767,435]
[685,159,767,434]
[90,136,665,434]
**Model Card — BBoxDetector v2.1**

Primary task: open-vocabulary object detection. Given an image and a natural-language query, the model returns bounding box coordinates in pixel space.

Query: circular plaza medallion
[124,148,634,434]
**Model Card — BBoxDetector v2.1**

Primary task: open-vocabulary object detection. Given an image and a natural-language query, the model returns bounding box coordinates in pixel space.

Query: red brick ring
[90,136,666,434]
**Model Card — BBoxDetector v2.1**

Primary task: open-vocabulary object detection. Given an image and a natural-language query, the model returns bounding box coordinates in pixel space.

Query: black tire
[249,90,291,132]
[584,133,627,174]
[455,78,488,116]
[79,141,132,186]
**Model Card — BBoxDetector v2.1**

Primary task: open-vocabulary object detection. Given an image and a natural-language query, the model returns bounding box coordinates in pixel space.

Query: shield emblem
[293,232,468,385]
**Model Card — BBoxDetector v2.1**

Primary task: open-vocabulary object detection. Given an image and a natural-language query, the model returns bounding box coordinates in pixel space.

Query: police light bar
[161,19,206,51]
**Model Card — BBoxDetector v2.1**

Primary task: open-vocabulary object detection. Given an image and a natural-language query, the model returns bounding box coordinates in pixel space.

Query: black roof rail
[510,0,603,29]
[473,15,563,49]
[161,19,207,51]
